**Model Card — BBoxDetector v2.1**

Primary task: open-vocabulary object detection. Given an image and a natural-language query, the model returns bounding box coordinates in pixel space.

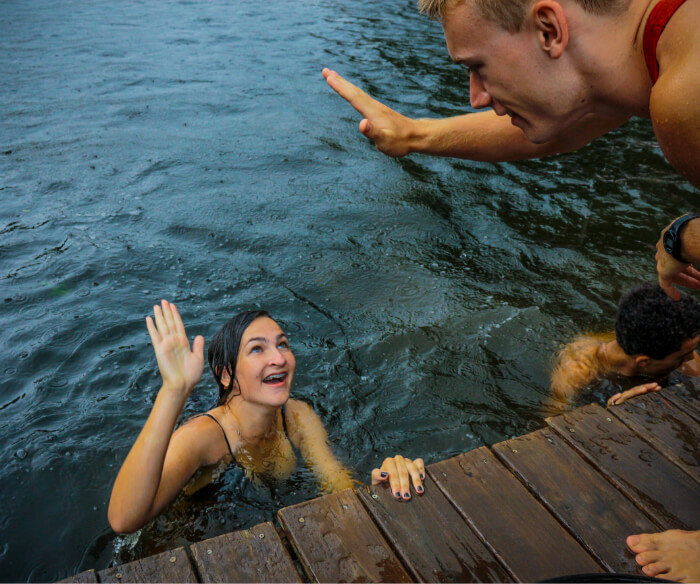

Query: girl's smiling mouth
[263,372,288,385]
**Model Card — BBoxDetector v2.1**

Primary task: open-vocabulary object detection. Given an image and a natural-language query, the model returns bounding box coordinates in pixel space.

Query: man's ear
[531,1,569,59]
[634,355,651,369]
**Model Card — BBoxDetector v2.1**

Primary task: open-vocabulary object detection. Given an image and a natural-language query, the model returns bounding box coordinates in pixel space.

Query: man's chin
[520,125,558,145]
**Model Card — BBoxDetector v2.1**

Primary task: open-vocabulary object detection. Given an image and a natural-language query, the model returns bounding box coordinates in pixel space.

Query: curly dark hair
[615,283,700,359]
[207,309,271,405]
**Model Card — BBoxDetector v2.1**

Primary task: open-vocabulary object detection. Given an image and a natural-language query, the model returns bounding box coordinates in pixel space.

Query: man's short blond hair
[418,0,627,32]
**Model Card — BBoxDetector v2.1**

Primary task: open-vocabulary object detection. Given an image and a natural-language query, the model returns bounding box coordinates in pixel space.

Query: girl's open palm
[146,300,204,393]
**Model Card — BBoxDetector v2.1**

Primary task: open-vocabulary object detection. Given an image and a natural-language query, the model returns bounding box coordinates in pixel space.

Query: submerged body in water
[108,300,424,535]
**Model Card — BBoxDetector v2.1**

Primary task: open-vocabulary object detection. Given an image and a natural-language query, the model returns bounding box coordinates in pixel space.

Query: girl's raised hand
[371,455,425,501]
[146,300,204,395]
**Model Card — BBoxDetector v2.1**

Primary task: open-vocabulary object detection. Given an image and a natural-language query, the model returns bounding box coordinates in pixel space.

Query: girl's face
[233,317,295,406]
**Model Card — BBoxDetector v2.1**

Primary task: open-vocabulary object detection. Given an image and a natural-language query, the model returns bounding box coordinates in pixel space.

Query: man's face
[642,336,699,377]
[441,1,586,143]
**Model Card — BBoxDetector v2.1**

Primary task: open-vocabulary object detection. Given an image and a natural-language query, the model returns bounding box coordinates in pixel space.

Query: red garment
[643,0,689,85]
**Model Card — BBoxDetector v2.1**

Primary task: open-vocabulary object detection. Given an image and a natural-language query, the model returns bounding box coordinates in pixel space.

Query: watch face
[663,230,676,255]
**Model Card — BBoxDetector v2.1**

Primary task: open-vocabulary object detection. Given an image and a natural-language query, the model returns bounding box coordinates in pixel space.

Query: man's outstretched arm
[322,68,629,162]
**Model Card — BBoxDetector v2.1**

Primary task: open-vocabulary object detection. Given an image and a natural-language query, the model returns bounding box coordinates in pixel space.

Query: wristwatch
[663,213,700,263]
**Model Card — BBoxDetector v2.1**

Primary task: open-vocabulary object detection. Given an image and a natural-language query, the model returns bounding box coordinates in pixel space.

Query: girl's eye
[278,341,289,350]
[250,345,263,354]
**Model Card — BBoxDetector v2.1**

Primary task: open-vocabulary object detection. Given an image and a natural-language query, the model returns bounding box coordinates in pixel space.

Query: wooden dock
[63,380,700,583]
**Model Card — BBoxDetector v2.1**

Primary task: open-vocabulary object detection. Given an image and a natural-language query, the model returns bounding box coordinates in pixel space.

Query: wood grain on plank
[429,447,602,582]
[493,428,661,573]
[278,488,411,583]
[98,547,197,583]
[547,404,700,530]
[608,392,700,483]
[662,380,700,424]
[357,477,512,582]
[190,521,301,583]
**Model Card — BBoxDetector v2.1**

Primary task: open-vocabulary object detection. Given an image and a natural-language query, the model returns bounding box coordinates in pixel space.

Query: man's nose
[469,70,492,109]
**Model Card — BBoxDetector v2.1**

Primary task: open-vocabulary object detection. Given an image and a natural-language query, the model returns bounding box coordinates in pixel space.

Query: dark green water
[0,0,696,581]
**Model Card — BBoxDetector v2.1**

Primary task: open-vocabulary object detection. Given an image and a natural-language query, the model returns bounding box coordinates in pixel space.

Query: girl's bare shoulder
[175,410,233,464]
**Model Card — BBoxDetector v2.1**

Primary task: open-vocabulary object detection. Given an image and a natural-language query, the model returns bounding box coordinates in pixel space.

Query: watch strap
[664,213,700,263]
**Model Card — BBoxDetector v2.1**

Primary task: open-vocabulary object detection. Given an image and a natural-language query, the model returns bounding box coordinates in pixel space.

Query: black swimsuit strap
[199,413,235,459]
[198,406,288,459]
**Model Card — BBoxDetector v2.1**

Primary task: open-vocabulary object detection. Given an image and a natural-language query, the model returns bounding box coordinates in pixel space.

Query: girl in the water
[108,300,424,533]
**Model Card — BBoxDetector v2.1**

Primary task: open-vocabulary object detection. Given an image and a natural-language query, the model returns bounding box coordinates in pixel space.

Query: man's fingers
[658,279,682,301]
[359,118,372,137]
[609,383,661,406]
[607,392,623,407]
[672,272,700,289]
[322,69,380,117]
[684,265,700,279]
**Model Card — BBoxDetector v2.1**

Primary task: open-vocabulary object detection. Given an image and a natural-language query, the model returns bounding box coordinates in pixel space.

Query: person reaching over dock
[108,300,424,534]
[550,282,700,406]
[323,0,700,296]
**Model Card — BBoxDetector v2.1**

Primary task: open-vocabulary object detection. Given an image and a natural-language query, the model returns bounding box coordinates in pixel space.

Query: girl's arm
[285,399,354,493]
[285,399,425,501]
[108,300,208,533]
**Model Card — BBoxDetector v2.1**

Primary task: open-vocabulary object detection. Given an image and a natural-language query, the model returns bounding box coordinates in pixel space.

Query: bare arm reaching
[322,69,628,162]
[108,300,209,534]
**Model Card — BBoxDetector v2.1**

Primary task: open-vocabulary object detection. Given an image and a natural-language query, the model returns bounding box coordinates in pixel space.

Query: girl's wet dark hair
[207,309,271,405]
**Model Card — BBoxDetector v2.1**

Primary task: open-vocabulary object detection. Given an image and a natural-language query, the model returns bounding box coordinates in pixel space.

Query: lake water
[0,0,696,581]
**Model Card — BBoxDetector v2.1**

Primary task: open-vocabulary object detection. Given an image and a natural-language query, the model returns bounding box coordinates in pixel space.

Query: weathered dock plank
[493,428,661,574]
[429,447,603,582]
[547,403,700,530]
[662,380,700,424]
[65,384,700,584]
[190,521,301,583]
[278,488,412,583]
[58,569,98,583]
[357,477,512,583]
[608,391,700,483]
[98,547,197,583]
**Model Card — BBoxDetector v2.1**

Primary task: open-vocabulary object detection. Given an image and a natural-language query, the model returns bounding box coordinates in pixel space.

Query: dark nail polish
[420,473,425,479]
[380,472,387,477]
[395,491,401,498]
[416,485,423,492]
[404,492,410,498]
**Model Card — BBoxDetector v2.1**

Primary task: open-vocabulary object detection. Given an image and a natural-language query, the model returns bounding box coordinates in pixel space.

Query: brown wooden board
[428,447,602,582]
[357,476,512,582]
[493,428,661,574]
[547,404,700,531]
[608,392,700,483]
[190,521,301,583]
[98,547,197,583]
[662,380,700,424]
[57,569,98,583]
[277,488,411,583]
